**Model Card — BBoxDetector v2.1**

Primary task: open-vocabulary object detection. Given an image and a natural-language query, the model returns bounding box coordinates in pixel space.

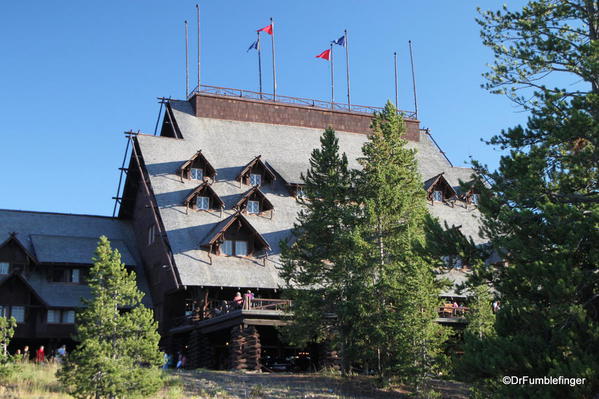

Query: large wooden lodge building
[1,87,484,369]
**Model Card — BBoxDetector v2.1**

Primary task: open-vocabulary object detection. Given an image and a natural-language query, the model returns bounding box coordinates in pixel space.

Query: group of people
[162,351,186,370]
[233,290,254,310]
[11,344,68,364]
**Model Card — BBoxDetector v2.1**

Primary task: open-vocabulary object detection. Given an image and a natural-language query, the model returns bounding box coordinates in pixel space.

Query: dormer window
[191,168,204,180]
[247,200,260,214]
[423,173,458,205]
[471,193,480,205]
[250,174,262,187]
[178,151,216,182]
[235,186,274,216]
[0,262,8,275]
[184,182,225,212]
[196,196,210,210]
[237,155,276,186]
[201,213,270,258]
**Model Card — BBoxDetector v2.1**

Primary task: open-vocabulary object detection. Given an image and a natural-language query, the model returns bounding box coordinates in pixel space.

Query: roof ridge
[0,208,117,219]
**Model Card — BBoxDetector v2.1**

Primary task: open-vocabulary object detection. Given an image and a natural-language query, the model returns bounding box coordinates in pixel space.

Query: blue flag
[247,40,259,52]
[332,35,345,47]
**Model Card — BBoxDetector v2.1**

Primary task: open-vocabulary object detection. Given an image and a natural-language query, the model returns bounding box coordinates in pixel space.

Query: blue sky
[0,1,528,216]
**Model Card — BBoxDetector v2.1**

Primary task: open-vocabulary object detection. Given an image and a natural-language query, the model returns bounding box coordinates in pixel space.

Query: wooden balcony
[436,305,469,324]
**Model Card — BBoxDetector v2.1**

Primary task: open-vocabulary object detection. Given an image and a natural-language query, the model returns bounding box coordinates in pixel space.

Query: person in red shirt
[36,345,45,363]
[233,292,243,309]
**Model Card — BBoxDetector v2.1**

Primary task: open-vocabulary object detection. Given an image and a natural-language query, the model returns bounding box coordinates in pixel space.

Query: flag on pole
[332,35,346,47]
[247,40,259,52]
[257,24,273,35]
[315,49,331,60]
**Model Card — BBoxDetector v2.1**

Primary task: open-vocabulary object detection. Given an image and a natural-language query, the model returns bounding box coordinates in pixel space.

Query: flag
[315,49,331,60]
[257,24,273,35]
[247,40,259,52]
[332,35,345,47]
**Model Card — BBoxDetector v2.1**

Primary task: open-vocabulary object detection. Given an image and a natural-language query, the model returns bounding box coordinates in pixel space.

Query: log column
[229,325,261,371]
[187,329,214,369]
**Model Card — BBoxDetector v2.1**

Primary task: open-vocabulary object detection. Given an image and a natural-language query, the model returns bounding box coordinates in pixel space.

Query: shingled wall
[190,93,421,142]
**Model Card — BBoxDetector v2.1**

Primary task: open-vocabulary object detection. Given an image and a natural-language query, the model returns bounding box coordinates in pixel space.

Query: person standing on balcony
[233,292,243,309]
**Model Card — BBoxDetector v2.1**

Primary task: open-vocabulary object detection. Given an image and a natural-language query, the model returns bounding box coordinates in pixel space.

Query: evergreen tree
[58,236,163,399]
[0,316,16,380]
[280,127,366,373]
[355,102,449,389]
[429,1,598,397]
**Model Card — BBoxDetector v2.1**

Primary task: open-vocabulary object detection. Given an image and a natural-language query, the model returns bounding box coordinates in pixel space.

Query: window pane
[63,310,75,324]
[235,241,248,256]
[148,224,156,246]
[471,193,480,205]
[0,262,8,274]
[71,269,80,283]
[0,306,6,318]
[247,200,260,214]
[47,309,59,323]
[433,190,443,202]
[222,240,233,256]
[191,168,204,180]
[196,196,209,210]
[11,306,25,323]
[250,174,262,186]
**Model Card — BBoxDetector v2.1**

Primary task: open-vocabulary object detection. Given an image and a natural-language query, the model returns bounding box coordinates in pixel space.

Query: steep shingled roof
[0,209,152,308]
[135,100,484,289]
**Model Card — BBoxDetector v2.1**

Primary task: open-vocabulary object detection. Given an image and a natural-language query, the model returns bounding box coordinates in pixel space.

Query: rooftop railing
[188,84,418,120]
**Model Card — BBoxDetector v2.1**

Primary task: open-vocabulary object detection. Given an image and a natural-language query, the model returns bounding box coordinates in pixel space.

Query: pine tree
[58,236,163,399]
[355,102,449,389]
[428,1,599,397]
[0,316,16,380]
[280,127,366,372]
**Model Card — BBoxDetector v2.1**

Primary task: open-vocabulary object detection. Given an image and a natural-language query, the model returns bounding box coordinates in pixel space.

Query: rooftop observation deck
[185,85,421,140]
[169,298,468,335]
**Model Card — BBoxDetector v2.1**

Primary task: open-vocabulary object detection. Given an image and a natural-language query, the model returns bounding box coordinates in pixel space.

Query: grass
[0,363,469,399]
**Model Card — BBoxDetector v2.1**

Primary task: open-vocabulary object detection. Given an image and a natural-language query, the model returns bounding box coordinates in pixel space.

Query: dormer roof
[0,233,37,263]
[423,173,458,200]
[200,212,270,251]
[236,155,276,184]
[178,150,217,181]
[234,186,274,213]
[183,182,225,210]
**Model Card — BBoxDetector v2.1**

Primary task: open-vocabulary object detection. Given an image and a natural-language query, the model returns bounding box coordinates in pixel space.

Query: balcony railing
[188,84,418,120]
[172,297,292,328]
[438,305,469,319]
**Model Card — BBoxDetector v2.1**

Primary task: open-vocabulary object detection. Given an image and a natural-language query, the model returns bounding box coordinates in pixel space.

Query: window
[11,306,25,323]
[47,309,61,323]
[0,262,8,275]
[0,306,6,318]
[432,190,443,202]
[63,310,75,324]
[196,196,210,210]
[247,200,260,214]
[191,168,204,180]
[249,173,262,186]
[71,269,80,284]
[221,240,248,256]
[47,309,75,324]
[148,224,156,246]
[222,240,233,256]
[471,193,480,205]
[236,241,248,256]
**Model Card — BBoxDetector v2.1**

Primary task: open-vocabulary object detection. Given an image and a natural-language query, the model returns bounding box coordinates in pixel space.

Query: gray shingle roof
[30,235,137,265]
[0,209,151,308]
[136,100,484,289]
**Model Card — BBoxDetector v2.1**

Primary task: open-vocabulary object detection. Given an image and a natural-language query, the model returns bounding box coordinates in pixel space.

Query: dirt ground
[177,369,470,399]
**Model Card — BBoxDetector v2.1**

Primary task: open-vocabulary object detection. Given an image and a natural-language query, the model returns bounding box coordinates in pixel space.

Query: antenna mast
[185,20,189,98]
[408,40,418,119]
[196,4,201,93]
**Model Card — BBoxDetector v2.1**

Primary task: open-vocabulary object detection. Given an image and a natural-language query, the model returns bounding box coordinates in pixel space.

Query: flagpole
[270,17,277,101]
[344,29,351,109]
[394,52,399,110]
[330,43,334,107]
[409,40,418,119]
[257,32,263,98]
[196,4,201,94]
[185,20,189,98]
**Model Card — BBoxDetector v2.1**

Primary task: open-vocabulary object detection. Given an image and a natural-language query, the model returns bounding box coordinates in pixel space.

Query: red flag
[315,49,331,61]
[257,24,273,35]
